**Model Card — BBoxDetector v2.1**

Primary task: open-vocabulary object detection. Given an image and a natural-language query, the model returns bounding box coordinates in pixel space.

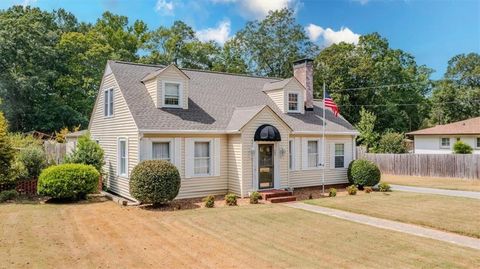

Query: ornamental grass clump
[378,182,391,192]
[203,195,215,208]
[129,160,181,206]
[328,188,337,197]
[225,193,237,206]
[249,191,261,204]
[346,185,358,195]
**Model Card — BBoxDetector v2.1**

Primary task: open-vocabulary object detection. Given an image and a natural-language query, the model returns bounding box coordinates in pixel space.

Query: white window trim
[289,139,294,170]
[440,137,450,149]
[334,143,345,169]
[286,91,301,113]
[305,139,322,170]
[193,138,213,177]
[476,137,480,149]
[117,137,128,177]
[161,81,183,108]
[104,88,114,118]
[151,138,174,162]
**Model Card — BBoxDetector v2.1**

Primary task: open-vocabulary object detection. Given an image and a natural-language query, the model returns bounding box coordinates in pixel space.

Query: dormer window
[163,82,182,108]
[288,92,300,112]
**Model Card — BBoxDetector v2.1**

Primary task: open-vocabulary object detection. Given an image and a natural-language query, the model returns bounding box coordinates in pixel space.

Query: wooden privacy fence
[357,152,480,179]
[43,141,66,164]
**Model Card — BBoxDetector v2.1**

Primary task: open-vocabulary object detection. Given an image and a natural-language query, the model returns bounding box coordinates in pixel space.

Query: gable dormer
[142,64,190,109]
[263,78,306,114]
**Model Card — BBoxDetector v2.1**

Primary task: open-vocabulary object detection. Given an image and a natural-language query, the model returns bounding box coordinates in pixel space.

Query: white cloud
[306,24,360,47]
[155,0,175,15]
[211,0,300,19]
[197,20,231,45]
[21,0,37,7]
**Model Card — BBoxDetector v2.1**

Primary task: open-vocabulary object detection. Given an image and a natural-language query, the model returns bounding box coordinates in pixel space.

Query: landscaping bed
[305,191,480,238]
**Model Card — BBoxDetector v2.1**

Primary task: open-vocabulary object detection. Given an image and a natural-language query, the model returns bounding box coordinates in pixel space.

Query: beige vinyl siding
[89,72,139,200]
[227,134,242,196]
[157,66,189,109]
[143,134,228,199]
[241,107,291,195]
[144,78,158,107]
[266,89,285,112]
[289,135,354,188]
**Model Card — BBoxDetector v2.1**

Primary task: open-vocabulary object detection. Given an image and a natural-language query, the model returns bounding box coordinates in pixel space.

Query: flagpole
[322,81,326,195]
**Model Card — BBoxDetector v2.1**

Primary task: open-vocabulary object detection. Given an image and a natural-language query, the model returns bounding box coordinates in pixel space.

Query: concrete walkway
[391,184,480,200]
[285,202,480,250]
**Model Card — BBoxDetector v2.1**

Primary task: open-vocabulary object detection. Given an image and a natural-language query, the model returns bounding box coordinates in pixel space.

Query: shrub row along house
[407,116,480,154]
[86,59,358,200]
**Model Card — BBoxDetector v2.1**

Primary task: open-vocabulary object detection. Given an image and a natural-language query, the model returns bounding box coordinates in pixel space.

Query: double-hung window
[288,93,299,112]
[307,141,319,168]
[334,144,345,168]
[477,137,480,148]
[104,88,114,117]
[118,138,128,176]
[440,137,450,148]
[152,142,170,162]
[194,141,211,175]
[163,82,181,107]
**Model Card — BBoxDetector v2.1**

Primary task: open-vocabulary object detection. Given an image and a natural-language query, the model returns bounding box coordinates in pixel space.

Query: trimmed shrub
[203,195,215,208]
[0,112,14,180]
[225,193,237,206]
[453,141,473,154]
[364,186,373,193]
[328,188,337,197]
[38,164,99,199]
[64,133,105,172]
[378,182,391,192]
[129,160,181,206]
[250,191,261,204]
[346,185,358,195]
[347,159,381,187]
[17,147,47,179]
[0,190,18,202]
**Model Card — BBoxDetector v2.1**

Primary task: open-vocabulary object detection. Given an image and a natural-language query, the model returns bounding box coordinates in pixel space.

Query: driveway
[391,184,480,199]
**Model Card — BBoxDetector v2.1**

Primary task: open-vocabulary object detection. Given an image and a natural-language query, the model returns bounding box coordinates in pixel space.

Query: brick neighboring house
[407,117,480,154]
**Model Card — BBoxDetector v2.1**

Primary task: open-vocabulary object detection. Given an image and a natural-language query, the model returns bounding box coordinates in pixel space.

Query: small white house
[407,117,480,154]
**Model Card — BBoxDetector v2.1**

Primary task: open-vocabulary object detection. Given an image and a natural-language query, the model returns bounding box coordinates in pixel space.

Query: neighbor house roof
[107,60,357,134]
[407,117,480,135]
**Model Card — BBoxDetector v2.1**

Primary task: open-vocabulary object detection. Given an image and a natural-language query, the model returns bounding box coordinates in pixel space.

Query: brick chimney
[293,58,314,111]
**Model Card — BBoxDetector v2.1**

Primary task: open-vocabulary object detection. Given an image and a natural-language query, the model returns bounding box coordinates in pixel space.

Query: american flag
[324,91,340,117]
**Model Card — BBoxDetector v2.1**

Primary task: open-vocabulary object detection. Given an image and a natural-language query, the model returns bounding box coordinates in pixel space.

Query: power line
[334,99,480,108]
[327,81,430,92]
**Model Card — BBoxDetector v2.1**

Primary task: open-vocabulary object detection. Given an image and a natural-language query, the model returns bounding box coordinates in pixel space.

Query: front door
[258,144,274,189]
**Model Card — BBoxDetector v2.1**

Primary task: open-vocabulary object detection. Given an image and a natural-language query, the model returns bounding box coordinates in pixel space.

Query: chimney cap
[293,58,314,65]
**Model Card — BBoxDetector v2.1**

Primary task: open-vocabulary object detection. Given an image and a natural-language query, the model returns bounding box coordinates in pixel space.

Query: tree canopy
[0,5,478,138]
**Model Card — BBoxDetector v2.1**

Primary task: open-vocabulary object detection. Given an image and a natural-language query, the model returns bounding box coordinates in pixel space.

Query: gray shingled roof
[108,60,357,134]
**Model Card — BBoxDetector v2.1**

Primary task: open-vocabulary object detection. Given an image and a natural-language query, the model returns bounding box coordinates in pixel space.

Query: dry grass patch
[305,191,480,238]
[383,174,480,192]
[1,202,479,268]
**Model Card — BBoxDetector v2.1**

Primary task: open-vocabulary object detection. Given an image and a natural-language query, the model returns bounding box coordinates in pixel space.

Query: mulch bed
[140,195,266,211]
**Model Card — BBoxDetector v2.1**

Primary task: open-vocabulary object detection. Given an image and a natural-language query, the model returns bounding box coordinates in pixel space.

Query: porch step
[259,190,293,200]
[269,196,297,203]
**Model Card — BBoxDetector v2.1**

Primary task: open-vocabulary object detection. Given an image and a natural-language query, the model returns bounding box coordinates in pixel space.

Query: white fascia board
[292,131,360,136]
[139,129,240,135]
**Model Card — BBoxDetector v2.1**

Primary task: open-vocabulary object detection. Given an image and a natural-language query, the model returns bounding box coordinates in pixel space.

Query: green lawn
[383,174,480,192]
[0,201,479,268]
[305,191,480,238]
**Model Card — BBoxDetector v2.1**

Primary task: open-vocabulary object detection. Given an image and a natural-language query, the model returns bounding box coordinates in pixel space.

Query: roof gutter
[139,129,358,136]
[292,131,360,136]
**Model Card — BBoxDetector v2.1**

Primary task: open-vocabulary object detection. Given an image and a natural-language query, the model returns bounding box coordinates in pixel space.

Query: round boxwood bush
[347,159,381,187]
[38,164,99,199]
[129,160,181,206]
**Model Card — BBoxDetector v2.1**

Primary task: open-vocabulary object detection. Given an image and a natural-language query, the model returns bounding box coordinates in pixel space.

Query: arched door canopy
[254,124,281,141]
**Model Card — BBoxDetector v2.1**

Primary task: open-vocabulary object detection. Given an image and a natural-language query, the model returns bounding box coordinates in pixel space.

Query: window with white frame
[118,138,128,176]
[307,141,319,168]
[152,142,170,162]
[104,88,114,117]
[163,82,181,107]
[334,144,345,168]
[289,140,293,170]
[288,93,299,112]
[194,141,211,175]
[440,137,450,148]
[476,137,480,148]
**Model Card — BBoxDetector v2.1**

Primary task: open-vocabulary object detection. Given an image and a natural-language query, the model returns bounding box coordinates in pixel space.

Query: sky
[1,0,479,79]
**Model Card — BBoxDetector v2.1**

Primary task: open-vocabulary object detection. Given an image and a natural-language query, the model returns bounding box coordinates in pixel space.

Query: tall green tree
[356,108,379,151]
[315,33,432,133]
[429,53,480,124]
[0,112,14,179]
[212,38,248,74]
[236,8,317,77]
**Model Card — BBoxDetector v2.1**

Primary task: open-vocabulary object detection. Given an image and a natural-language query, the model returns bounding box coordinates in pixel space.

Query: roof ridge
[111,60,283,81]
